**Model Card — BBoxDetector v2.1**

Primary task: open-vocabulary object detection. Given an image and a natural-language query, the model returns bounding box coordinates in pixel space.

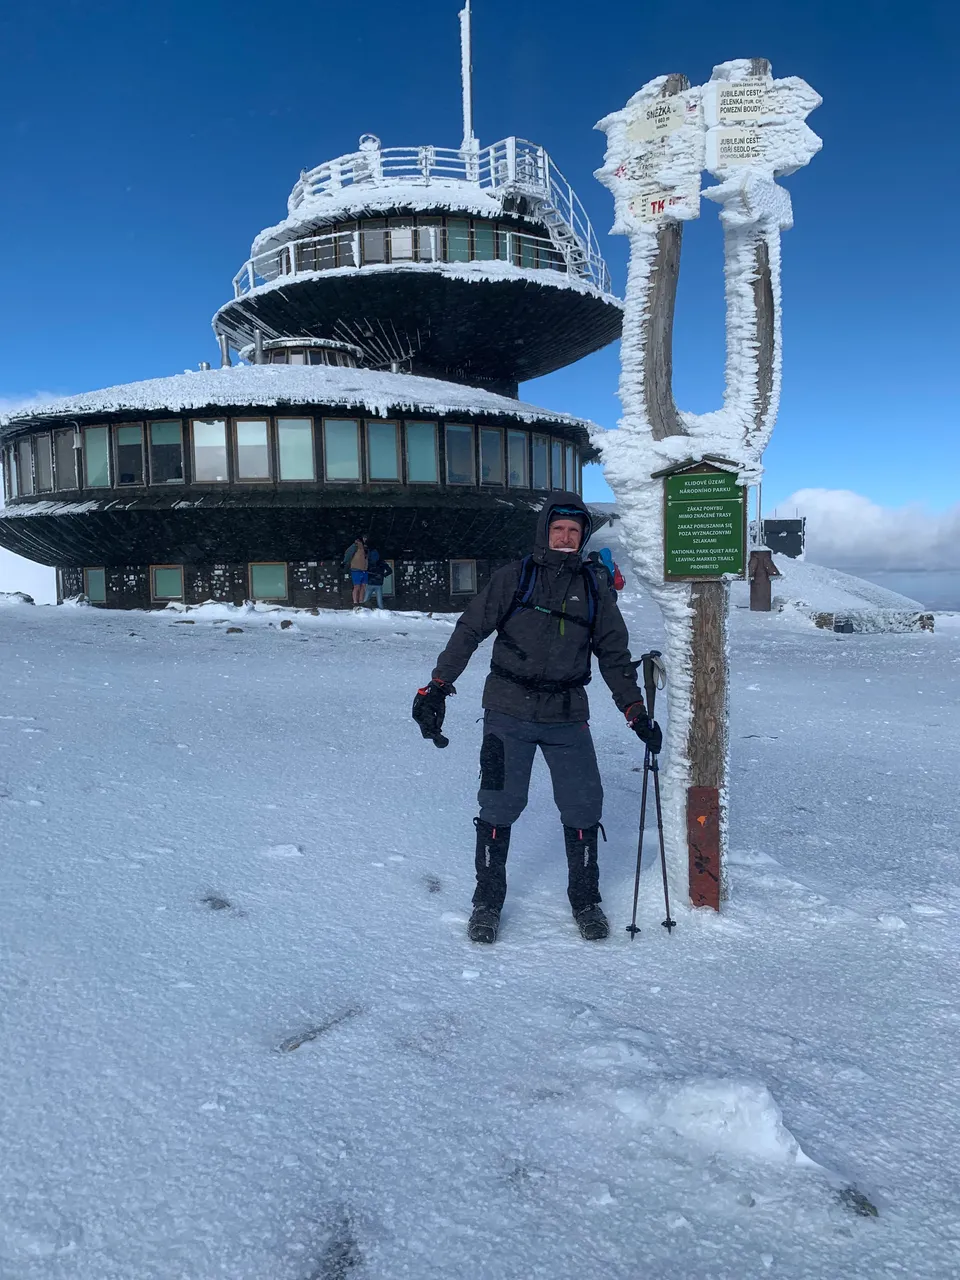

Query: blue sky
[1,0,956,513]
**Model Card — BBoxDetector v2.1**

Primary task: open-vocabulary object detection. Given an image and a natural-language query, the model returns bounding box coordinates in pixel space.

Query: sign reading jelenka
[663,469,746,580]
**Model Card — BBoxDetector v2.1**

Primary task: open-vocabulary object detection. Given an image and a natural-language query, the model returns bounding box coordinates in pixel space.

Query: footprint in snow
[423,874,442,895]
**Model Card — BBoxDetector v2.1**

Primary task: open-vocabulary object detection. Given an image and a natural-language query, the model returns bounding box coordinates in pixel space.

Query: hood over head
[533,492,594,566]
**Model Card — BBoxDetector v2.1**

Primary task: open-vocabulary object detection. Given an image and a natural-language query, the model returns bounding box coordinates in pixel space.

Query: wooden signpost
[596,61,821,913]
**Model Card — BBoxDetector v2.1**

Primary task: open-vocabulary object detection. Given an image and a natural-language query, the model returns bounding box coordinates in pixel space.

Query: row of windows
[80,558,479,605]
[2,419,583,495]
[255,215,566,287]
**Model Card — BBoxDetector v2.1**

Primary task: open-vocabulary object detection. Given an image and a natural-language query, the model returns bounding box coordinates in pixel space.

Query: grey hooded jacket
[432,492,646,724]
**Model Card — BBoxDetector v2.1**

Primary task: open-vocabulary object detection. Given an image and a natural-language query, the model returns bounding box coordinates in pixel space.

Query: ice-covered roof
[0,364,597,438]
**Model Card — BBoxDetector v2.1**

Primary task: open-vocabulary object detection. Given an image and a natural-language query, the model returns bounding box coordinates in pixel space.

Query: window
[151,565,184,602]
[445,424,475,485]
[381,559,396,598]
[366,421,400,481]
[479,428,504,485]
[83,567,106,604]
[551,439,564,489]
[446,218,470,263]
[323,419,360,480]
[192,420,228,482]
[249,562,288,601]
[235,419,271,481]
[2,447,13,500]
[83,427,110,488]
[532,435,548,489]
[17,438,35,495]
[405,422,438,482]
[450,560,477,595]
[149,422,183,484]
[565,445,575,495]
[54,428,78,489]
[474,223,496,260]
[417,219,440,262]
[519,235,537,269]
[277,418,315,481]
[507,431,528,487]
[389,221,414,262]
[361,218,387,264]
[35,435,54,492]
[115,424,144,486]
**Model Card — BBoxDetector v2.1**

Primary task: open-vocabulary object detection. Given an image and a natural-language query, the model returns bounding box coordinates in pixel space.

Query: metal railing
[269,136,611,293]
[233,220,597,299]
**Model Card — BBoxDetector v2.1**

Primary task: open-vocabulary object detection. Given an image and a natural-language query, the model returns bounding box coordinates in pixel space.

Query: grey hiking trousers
[477,710,604,829]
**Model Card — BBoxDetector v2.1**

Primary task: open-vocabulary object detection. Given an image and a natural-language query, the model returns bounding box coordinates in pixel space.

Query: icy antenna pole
[594,59,821,913]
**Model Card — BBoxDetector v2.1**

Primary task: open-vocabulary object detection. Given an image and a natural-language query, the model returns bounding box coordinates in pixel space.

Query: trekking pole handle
[641,649,666,721]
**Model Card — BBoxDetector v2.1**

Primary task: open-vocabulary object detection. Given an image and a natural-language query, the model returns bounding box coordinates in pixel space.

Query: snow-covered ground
[2,592,959,1278]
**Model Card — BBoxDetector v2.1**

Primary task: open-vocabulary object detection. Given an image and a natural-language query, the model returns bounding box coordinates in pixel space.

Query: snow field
[1,594,959,1277]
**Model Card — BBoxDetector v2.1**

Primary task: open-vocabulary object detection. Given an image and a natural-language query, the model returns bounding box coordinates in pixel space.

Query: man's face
[548,517,583,553]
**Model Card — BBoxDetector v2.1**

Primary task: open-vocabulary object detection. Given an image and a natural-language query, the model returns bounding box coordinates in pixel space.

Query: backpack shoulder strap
[581,563,601,632]
[498,555,536,631]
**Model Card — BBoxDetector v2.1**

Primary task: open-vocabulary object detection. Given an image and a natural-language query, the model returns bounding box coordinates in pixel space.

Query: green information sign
[663,467,746,580]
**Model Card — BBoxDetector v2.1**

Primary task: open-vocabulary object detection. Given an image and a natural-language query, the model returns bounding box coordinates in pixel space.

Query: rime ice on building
[0,6,621,610]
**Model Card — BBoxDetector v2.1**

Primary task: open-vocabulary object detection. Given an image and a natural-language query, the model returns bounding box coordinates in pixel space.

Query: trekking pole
[626,650,675,937]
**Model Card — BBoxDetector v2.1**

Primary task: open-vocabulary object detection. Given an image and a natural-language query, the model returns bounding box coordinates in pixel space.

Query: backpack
[499,555,602,636]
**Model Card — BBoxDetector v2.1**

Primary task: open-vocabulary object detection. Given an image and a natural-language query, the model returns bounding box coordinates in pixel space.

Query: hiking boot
[574,904,609,941]
[467,904,501,944]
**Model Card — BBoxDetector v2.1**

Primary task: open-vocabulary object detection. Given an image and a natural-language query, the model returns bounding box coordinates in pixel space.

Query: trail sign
[662,464,746,581]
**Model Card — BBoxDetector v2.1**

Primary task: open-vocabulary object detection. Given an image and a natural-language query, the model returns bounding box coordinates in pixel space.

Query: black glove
[412,678,453,747]
[626,703,663,754]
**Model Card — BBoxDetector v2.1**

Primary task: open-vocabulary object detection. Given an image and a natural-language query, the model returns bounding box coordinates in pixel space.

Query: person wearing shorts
[342,535,368,605]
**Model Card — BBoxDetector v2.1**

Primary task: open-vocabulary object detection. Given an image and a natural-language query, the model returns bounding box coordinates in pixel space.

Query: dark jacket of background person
[365,552,392,586]
[432,492,645,724]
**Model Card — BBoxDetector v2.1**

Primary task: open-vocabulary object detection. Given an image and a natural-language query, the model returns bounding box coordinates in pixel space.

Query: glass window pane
[390,224,414,261]
[115,424,144,485]
[446,218,470,263]
[479,428,503,485]
[2,448,10,500]
[152,566,183,600]
[532,435,548,489]
[83,427,110,488]
[250,563,287,600]
[336,228,358,268]
[289,350,306,365]
[474,223,495,260]
[445,425,475,485]
[84,568,106,604]
[192,420,227,482]
[236,420,271,480]
[507,431,528,487]
[405,422,437,482]
[367,421,399,480]
[565,445,575,493]
[324,419,360,480]
[551,439,564,489]
[520,235,537,269]
[35,435,53,492]
[362,219,386,264]
[451,560,477,594]
[16,438,34,495]
[55,428,78,489]
[149,421,183,483]
[277,418,315,480]
[417,220,440,262]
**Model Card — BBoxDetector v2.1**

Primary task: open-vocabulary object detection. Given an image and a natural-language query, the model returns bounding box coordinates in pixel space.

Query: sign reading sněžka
[663,465,746,580]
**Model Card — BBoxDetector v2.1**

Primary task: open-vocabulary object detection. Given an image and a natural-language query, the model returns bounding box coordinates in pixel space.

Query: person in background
[343,534,368,606]
[363,550,392,609]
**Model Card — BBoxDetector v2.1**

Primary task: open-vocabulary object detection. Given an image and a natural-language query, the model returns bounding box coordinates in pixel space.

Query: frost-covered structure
[0,13,620,611]
[595,60,821,905]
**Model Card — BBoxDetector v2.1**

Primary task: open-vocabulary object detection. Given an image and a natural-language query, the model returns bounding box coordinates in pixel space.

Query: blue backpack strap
[499,555,537,629]
[581,563,601,631]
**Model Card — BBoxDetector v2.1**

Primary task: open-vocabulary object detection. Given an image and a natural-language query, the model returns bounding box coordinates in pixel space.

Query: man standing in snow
[412,493,661,944]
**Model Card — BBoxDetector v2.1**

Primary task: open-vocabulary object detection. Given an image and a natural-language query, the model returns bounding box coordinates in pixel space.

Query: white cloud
[775,489,960,571]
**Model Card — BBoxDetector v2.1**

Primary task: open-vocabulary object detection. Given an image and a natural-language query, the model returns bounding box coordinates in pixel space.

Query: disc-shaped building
[0,123,621,609]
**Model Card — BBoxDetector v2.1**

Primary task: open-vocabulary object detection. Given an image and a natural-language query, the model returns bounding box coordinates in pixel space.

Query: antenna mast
[460,1,477,151]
